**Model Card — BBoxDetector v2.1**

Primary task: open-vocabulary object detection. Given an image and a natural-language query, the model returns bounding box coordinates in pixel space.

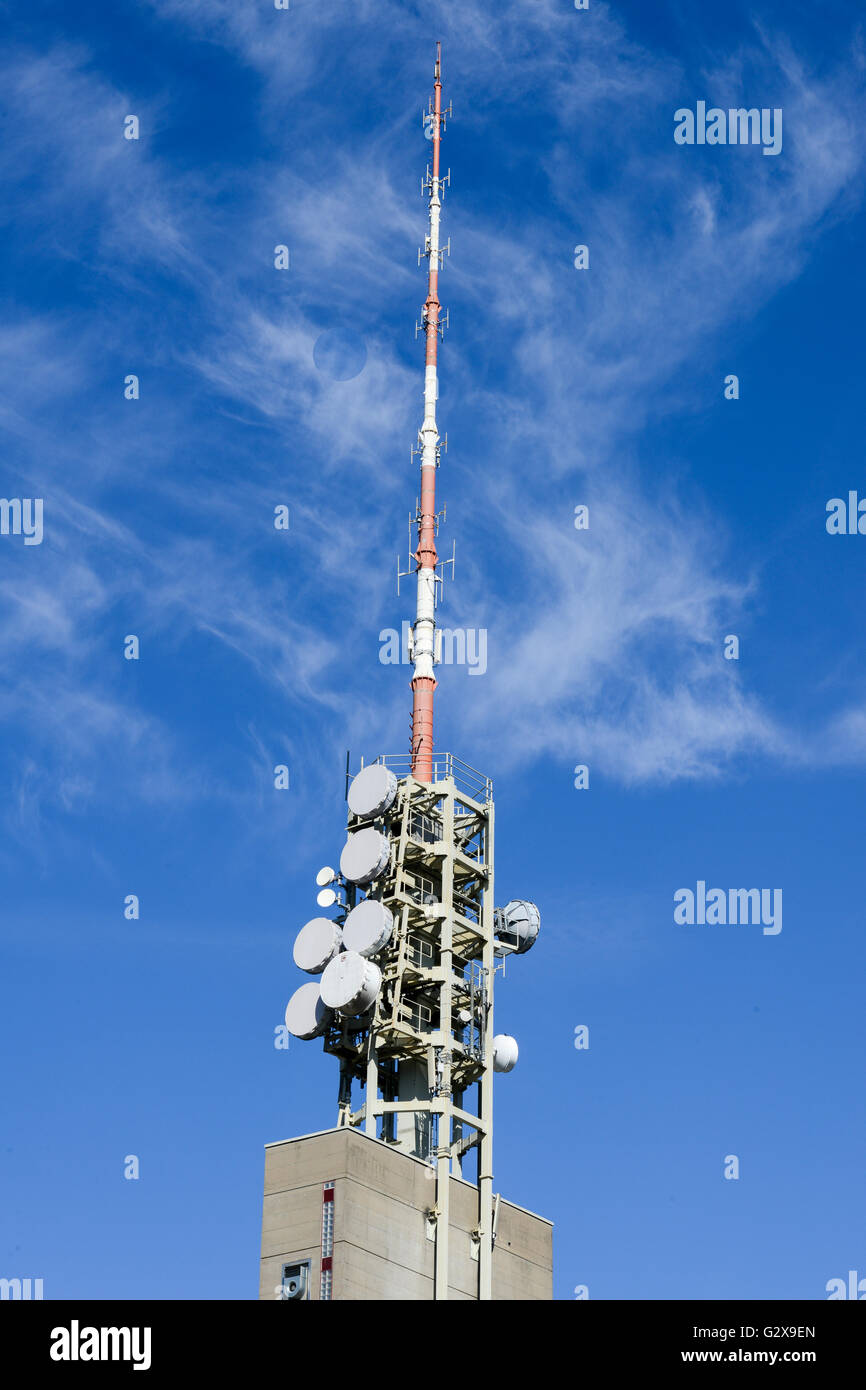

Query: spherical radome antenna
[320,950,382,1015]
[347,764,397,819]
[293,917,342,975]
[340,827,391,885]
[316,887,338,908]
[285,983,333,1040]
[492,1034,519,1073]
[342,899,393,958]
[494,900,540,955]
[316,866,336,887]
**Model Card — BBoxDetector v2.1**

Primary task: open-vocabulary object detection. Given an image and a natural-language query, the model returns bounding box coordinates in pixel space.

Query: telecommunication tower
[279,44,543,1302]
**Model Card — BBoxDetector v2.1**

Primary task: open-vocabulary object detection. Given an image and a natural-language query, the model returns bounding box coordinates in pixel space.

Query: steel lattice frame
[323,755,496,1299]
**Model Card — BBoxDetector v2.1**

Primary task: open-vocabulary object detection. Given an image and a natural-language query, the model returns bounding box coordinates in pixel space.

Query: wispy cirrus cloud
[1,3,866,834]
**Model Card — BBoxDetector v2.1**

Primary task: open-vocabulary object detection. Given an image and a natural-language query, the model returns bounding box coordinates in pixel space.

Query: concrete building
[260,1128,553,1301]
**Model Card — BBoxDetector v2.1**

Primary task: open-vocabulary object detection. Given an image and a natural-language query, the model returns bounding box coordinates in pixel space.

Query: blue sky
[1,0,864,1300]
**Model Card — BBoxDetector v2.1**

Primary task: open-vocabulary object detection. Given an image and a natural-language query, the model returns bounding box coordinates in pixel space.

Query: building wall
[260,1128,553,1301]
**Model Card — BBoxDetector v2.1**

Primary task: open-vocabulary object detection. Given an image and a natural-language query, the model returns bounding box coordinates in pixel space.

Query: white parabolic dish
[342,898,393,958]
[285,983,332,1040]
[492,1034,519,1073]
[496,899,541,954]
[347,763,398,819]
[340,827,390,885]
[320,950,382,1015]
[293,916,342,975]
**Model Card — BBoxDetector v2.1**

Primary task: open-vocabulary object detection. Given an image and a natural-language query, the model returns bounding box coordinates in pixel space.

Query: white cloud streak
[1,6,865,826]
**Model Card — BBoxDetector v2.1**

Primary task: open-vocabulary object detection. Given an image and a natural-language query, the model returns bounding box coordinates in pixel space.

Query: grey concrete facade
[260,1128,553,1301]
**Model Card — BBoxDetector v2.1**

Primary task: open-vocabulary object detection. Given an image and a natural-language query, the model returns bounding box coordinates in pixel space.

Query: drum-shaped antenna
[347,764,398,818]
[292,917,342,975]
[320,951,382,1015]
[492,1034,519,1073]
[342,899,393,958]
[339,828,391,885]
[285,983,333,1040]
[494,900,541,954]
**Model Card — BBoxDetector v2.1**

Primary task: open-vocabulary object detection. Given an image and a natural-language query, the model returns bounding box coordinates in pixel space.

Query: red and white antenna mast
[279,44,548,1304]
[410,42,450,782]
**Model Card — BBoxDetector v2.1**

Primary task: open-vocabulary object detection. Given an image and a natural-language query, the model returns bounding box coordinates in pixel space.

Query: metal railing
[367,751,492,803]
